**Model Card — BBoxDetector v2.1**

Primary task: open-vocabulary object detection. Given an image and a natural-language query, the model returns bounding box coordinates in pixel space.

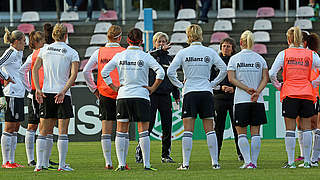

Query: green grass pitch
[1,139,320,180]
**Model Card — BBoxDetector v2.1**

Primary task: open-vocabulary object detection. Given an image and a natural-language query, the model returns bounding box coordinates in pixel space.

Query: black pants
[214,98,241,159]
[149,93,173,158]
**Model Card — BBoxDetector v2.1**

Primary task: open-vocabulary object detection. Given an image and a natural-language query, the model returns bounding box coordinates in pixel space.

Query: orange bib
[31,49,44,90]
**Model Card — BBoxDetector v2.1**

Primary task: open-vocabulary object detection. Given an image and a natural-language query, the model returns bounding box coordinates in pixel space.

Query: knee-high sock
[43,134,53,168]
[115,132,126,167]
[303,130,312,163]
[139,131,150,168]
[206,131,218,165]
[57,134,68,169]
[1,132,12,164]
[297,130,303,157]
[25,130,36,163]
[182,131,193,167]
[251,135,261,166]
[35,135,46,169]
[238,134,251,165]
[101,134,112,166]
[9,132,17,163]
[125,133,129,163]
[311,129,320,162]
[285,131,296,165]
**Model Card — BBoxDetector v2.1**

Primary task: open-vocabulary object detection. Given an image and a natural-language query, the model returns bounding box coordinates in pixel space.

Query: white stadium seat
[173,21,191,32]
[90,34,108,45]
[170,33,188,43]
[294,19,312,30]
[177,9,196,20]
[217,8,235,19]
[60,11,79,21]
[213,20,232,31]
[135,21,144,31]
[85,46,100,58]
[168,45,184,56]
[94,22,112,33]
[253,31,270,42]
[138,10,157,20]
[253,19,272,31]
[296,6,314,18]
[21,11,40,22]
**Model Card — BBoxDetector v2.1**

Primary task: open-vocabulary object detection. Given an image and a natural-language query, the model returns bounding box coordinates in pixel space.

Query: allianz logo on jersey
[185,56,210,63]
[47,47,67,54]
[119,60,144,67]
[285,57,310,66]
[237,62,261,69]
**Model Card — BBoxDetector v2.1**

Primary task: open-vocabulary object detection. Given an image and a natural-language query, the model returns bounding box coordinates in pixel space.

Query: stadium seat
[213,20,232,31]
[294,19,312,30]
[168,45,183,56]
[135,21,144,31]
[25,35,29,46]
[296,6,314,18]
[75,72,86,84]
[90,34,108,45]
[177,9,196,20]
[17,23,35,34]
[138,10,157,20]
[170,33,188,43]
[209,44,220,53]
[253,19,272,31]
[63,23,74,33]
[60,12,79,21]
[98,10,118,21]
[21,11,40,22]
[256,7,275,18]
[94,22,112,33]
[85,46,100,58]
[217,8,235,19]
[210,32,229,43]
[253,31,270,42]
[252,43,267,54]
[173,21,191,32]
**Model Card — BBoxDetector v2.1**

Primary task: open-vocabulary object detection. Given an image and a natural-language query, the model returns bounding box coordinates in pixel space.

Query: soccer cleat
[105,165,113,170]
[161,156,176,163]
[240,162,256,169]
[49,160,59,166]
[2,161,16,168]
[212,164,221,169]
[177,164,189,170]
[282,162,296,168]
[294,156,304,162]
[144,166,158,171]
[303,162,311,168]
[125,164,131,170]
[28,160,36,167]
[47,166,58,170]
[11,163,24,168]
[114,166,125,171]
[58,165,74,171]
[311,161,319,167]
[34,167,43,172]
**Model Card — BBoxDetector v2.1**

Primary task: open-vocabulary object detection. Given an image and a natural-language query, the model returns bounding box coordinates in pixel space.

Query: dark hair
[307,33,320,52]
[43,23,54,44]
[29,31,44,50]
[127,28,142,46]
[219,37,237,56]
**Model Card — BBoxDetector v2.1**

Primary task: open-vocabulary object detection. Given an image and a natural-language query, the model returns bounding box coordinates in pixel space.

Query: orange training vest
[97,46,125,99]
[311,68,319,99]
[281,48,314,102]
[31,49,44,90]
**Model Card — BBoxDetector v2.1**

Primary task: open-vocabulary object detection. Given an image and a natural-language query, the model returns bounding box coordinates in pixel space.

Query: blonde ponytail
[52,23,67,41]
[286,26,302,47]
[3,27,24,44]
[240,30,254,50]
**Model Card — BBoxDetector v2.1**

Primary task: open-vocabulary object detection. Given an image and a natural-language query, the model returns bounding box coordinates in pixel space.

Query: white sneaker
[311,161,319,167]
[212,164,220,169]
[177,164,189,170]
[58,165,74,171]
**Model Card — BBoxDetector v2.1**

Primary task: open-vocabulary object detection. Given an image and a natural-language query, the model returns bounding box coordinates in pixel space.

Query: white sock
[115,132,126,167]
[44,134,53,168]
[125,133,129,163]
[9,132,17,163]
[285,131,296,165]
[1,132,12,164]
[303,130,312,163]
[206,131,218,165]
[182,131,193,167]
[25,130,36,163]
[311,129,320,162]
[297,130,303,157]
[57,134,68,169]
[35,135,46,169]
[139,131,151,168]
[251,135,261,166]
[101,134,112,167]
[238,134,251,165]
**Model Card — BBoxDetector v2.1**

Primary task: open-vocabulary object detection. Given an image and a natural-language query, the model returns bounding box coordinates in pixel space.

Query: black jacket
[210,55,235,100]
[148,48,180,99]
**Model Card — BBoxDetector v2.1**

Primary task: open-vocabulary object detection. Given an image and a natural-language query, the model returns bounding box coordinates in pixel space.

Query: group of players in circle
[0,22,320,171]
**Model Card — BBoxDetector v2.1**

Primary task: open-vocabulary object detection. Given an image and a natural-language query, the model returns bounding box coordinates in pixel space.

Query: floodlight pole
[9,0,13,26]
[285,0,289,22]
[122,0,126,25]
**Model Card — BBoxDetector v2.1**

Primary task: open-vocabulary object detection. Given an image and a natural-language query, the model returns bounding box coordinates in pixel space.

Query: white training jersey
[101,46,165,100]
[167,42,227,96]
[0,46,25,98]
[227,49,268,104]
[37,42,79,96]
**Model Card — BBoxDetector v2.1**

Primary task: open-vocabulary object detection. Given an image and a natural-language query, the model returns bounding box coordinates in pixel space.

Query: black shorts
[234,102,267,127]
[39,93,74,119]
[28,90,40,124]
[182,91,214,119]
[5,97,24,122]
[99,95,116,121]
[116,98,151,122]
[282,97,314,118]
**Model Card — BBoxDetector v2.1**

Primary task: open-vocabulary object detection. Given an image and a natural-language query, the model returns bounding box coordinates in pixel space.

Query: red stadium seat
[210,32,229,43]
[98,10,118,21]
[17,23,35,34]
[63,23,74,33]
[253,44,267,54]
[256,7,275,18]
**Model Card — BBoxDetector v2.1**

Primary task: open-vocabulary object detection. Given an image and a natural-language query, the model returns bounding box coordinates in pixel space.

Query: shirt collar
[191,42,202,46]
[127,46,141,50]
[105,43,120,47]
[289,44,304,48]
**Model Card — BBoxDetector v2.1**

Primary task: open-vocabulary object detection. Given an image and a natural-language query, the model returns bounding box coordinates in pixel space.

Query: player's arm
[19,55,32,92]
[269,51,284,90]
[144,55,165,94]
[228,70,255,95]
[251,68,269,102]
[83,50,99,98]
[210,51,227,88]
[167,52,183,88]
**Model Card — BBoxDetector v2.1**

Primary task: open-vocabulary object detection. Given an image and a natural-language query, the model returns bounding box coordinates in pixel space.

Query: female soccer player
[228,30,268,169]
[83,25,126,169]
[0,28,26,168]
[167,24,227,170]
[101,28,165,171]
[269,26,320,168]
[33,23,79,171]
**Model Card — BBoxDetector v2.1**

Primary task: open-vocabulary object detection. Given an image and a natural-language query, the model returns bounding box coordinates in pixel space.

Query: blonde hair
[240,30,254,50]
[286,26,303,47]
[52,23,67,41]
[153,32,169,44]
[186,24,203,44]
[107,25,122,42]
[3,27,24,44]
[29,31,44,50]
